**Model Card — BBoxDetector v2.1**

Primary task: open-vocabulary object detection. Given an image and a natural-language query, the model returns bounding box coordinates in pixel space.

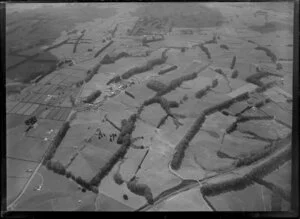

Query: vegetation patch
[43,121,70,163]
[107,49,168,85]
[146,80,168,92]
[94,40,114,58]
[127,177,154,204]
[158,65,178,75]
[220,44,229,50]
[200,145,291,197]
[199,44,211,59]
[246,69,282,86]
[156,72,198,96]
[195,85,211,99]
[254,45,277,63]
[82,90,102,104]
[230,56,236,70]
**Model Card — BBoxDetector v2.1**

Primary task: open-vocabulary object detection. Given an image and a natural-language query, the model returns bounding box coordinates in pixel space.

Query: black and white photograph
[3,2,297,213]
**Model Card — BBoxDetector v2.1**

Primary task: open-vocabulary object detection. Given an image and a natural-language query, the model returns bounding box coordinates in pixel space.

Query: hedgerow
[82,90,102,104]
[43,121,70,163]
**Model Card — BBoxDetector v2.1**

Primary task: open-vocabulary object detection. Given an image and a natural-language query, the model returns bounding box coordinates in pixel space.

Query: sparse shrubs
[230,56,236,69]
[146,80,168,92]
[127,178,154,204]
[220,44,229,50]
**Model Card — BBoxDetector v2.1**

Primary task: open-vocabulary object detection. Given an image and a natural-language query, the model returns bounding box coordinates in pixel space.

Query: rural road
[7,162,43,210]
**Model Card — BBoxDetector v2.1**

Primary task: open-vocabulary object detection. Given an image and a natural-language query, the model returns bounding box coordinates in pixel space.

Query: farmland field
[6,2,295,212]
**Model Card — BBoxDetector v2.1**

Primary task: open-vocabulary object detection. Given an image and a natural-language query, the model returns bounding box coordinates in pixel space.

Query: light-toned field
[7,2,293,212]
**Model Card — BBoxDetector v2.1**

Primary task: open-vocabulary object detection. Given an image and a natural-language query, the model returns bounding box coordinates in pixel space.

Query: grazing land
[6,2,294,212]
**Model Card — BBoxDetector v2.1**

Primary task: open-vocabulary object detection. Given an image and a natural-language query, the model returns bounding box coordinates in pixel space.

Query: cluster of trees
[117,114,138,145]
[43,121,70,163]
[45,160,98,193]
[255,46,277,63]
[101,51,129,64]
[220,44,229,50]
[170,112,206,170]
[200,145,291,197]
[146,80,168,92]
[230,56,237,70]
[231,69,239,79]
[127,178,154,204]
[157,72,198,96]
[113,172,125,185]
[195,85,211,99]
[107,49,168,85]
[276,62,283,70]
[106,75,121,86]
[199,43,211,59]
[247,40,256,44]
[89,134,132,187]
[82,90,102,104]
[254,81,277,93]
[122,49,168,80]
